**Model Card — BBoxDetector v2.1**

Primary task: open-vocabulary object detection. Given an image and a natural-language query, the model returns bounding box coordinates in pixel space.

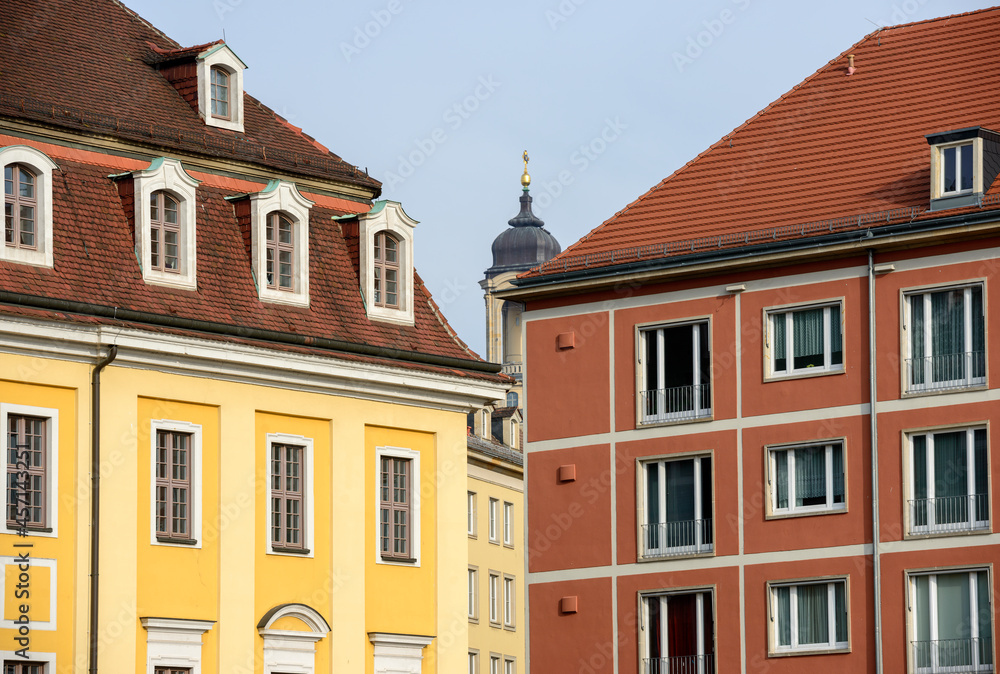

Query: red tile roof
[526,7,1000,278]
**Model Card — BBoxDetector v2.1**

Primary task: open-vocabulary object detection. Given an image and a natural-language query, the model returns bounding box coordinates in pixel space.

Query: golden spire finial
[520,150,531,188]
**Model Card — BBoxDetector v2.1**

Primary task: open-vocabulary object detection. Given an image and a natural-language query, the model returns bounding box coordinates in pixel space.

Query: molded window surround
[257,603,331,674]
[468,565,479,622]
[767,577,850,656]
[764,301,844,379]
[766,440,847,518]
[141,617,215,674]
[468,491,477,537]
[130,158,200,290]
[488,497,498,544]
[0,403,58,537]
[149,419,202,548]
[368,632,434,674]
[195,43,246,132]
[0,652,56,673]
[0,145,57,268]
[375,445,421,566]
[357,201,417,325]
[266,433,314,557]
[249,180,313,307]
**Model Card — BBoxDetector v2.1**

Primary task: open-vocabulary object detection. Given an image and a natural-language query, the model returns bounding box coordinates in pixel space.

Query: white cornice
[0,315,506,412]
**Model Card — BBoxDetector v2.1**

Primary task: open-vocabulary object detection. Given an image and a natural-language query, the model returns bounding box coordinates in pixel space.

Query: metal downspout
[868,250,883,674]
[89,345,117,674]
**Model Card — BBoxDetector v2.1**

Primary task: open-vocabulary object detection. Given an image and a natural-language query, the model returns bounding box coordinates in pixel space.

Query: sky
[122,0,990,357]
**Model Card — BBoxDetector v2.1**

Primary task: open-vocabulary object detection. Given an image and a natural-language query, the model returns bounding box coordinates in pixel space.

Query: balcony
[906,351,985,393]
[909,494,989,535]
[644,654,714,674]
[500,361,522,381]
[640,384,711,424]
[912,638,993,673]
[641,519,713,559]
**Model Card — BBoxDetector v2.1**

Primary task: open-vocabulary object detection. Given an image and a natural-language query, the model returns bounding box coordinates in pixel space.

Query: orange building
[505,8,1000,674]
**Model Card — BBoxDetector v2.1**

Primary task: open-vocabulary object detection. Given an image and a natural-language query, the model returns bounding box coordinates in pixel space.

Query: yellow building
[0,2,506,673]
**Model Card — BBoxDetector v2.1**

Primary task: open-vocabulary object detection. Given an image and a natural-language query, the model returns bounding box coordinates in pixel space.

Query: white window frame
[638,453,713,560]
[141,617,215,674]
[468,565,479,622]
[0,651,56,673]
[637,318,712,425]
[504,656,516,674]
[503,501,513,547]
[488,571,500,627]
[357,200,417,325]
[369,632,434,674]
[903,283,986,394]
[374,445,421,567]
[468,650,479,674]
[249,180,314,307]
[266,433,315,557]
[195,43,246,132]
[764,301,844,379]
[766,440,847,518]
[932,140,981,198]
[257,603,331,674]
[639,588,715,674]
[503,574,516,629]
[468,491,477,537]
[489,654,501,674]
[488,497,498,543]
[130,157,200,290]
[767,577,850,656]
[150,419,203,548]
[905,426,990,537]
[0,403,59,537]
[0,145,58,268]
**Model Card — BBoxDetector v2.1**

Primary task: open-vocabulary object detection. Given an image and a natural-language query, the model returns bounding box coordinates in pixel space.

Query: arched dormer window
[195,44,246,132]
[248,181,313,307]
[210,66,230,120]
[266,212,295,291]
[0,146,57,268]
[149,190,180,272]
[373,231,400,308]
[357,201,417,325]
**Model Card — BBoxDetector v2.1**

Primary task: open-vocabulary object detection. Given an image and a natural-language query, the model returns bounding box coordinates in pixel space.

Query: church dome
[487,188,561,275]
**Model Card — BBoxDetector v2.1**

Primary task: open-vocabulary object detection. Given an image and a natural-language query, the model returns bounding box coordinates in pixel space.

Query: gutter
[868,251,883,674]
[0,292,501,375]
[89,345,117,674]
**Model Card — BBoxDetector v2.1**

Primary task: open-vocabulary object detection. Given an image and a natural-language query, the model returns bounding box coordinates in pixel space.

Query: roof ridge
[876,4,1000,32]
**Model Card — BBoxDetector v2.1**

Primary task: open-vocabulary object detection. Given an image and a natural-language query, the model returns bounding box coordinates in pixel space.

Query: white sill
[765,366,845,383]
[766,505,848,520]
[770,645,850,658]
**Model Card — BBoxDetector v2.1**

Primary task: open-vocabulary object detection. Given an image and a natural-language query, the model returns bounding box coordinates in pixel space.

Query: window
[640,455,713,559]
[488,498,498,543]
[504,657,516,674]
[128,157,200,290]
[373,231,400,308]
[488,572,500,626]
[766,303,843,377]
[248,181,313,307]
[155,669,190,674]
[490,655,500,674]
[769,579,848,654]
[941,143,974,195]
[4,661,46,674]
[0,145,57,268]
[210,66,230,119]
[639,320,711,424]
[503,575,515,629]
[468,651,479,674]
[155,429,193,543]
[641,590,714,674]
[258,603,330,674]
[467,491,477,537]
[195,44,246,132]
[6,413,47,530]
[768,442,845,516]
[503,501,513,547]
[379,455,411,561]
[506,391,519,408]
[271,443,305,551]
[905,284,985,393]
[909,569,992,673]
[142,617,214,674]
[468,566,478,621]
[907,427,988,535]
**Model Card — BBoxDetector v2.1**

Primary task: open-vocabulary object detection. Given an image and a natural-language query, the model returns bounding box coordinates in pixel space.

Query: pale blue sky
[123,0,988,356]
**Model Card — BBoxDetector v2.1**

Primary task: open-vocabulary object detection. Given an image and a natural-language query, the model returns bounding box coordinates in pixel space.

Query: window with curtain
[906,284,985,392]
[642,455,713,559]
[909,427,988,534]
[642,590,714,674]
[639,320,711,424]
[910,569,992,672]
[767,303,843,377]
[769,442,845,516]
[770,579,849,654]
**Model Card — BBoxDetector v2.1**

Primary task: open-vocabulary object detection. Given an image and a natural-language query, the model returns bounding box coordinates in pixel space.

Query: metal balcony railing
[644,654,714,674]
[641,519,713,558]
[912,637,993,673]
[906,352,986,393]
[640,384,711,423]
[908,494,989,534]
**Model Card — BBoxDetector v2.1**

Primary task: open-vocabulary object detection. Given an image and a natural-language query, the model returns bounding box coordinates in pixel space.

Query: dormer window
[0,145,57,268]
[357,201,417,325]
[247,180,313,307]
[373,231,400,308]
[926,127,1000,211]
[941,143,973,195]
[210,66,230,120]
[195,44,246,132]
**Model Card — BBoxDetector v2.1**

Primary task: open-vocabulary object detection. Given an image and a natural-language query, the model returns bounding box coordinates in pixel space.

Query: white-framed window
[468,566,478,621]
[908,568,992,673]
[904,283,985,393]
[266,433,314,556]
[503,657,516,674]
[640,589,714,674]
[0,652,56,674]
[503,501,513,547]
[150,419,202,548]
[375,445,421,566]
[939,142,975,196]
[128,157,200,290]
[468,491,477,537]
[488,571,500,626]
[639,454,713,560]
[248,180,313,307]
[141,617,215,674]
[369,633,434,674]
[357,201,417,325]
[906,426,988,536]
[489,654,500,674]
[468,650,479,674]
[195,43,246,132]
[768,578,849,655]
[257,603,330,674]
[1,145,58,268]
[503,574,515,629]
[765,302,843,378]
[0,403,58,537]
[488,497,498,543]
[638,319,711,424]
[767,441,846,517]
